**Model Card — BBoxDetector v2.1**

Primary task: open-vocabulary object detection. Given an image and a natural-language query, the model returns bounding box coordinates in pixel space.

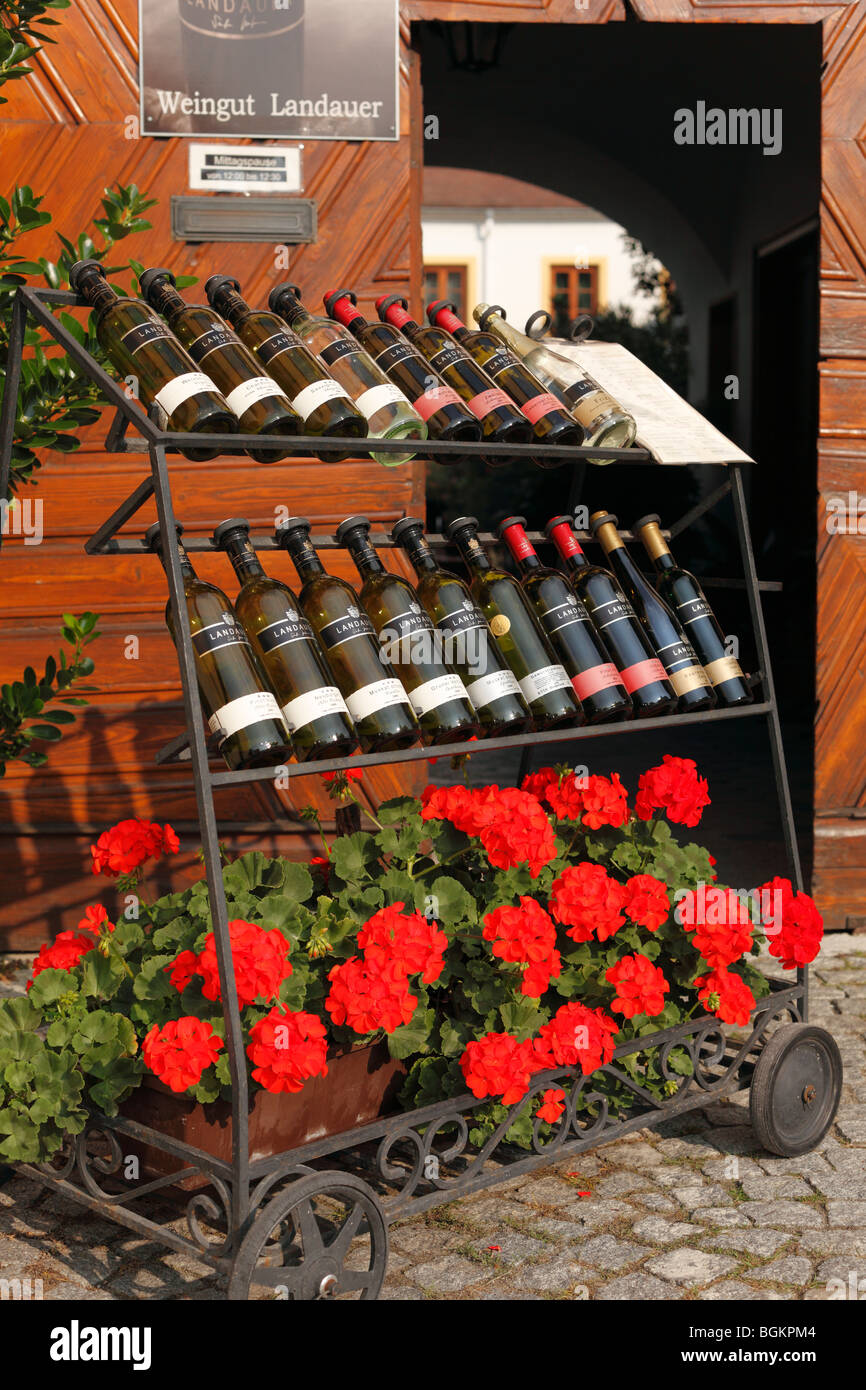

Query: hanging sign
[139,0,399,142]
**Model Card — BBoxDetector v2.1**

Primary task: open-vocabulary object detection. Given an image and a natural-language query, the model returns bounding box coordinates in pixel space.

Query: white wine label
[121,320,173,353]
[154,372,219,417]
[408,673,469,718]
[193,616,251,656]
[318,609,377,652]
[188,325,242,359]
[319,339,363,368]
[355,383,411,419]
[676,596,714,625]
[519,664,574,704]
[257,612,315,652]
[281,686,350,734]
[465,667,522,710]
[225,377,291,417]
[345,678,411,723]
[208,690,283,743]
[291,378,353,421]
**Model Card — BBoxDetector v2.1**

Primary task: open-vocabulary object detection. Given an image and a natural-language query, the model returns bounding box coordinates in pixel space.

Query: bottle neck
[330,298,369,336]
[398,529,439,575]
[146,280,187,324]
[214,289,251,327]
[595,524,641,586]
[475,308,531,356]
[639,523,675,572]
[157,539,196,581]
[453,531,491,574]
[548,521,588,572]
[222,535,266,581]
[500,521,541,573]
[281,533,324,581]
[344,531,386,577]
[80,277,120,315]
[274,296,312,332]
[381,303,421,339]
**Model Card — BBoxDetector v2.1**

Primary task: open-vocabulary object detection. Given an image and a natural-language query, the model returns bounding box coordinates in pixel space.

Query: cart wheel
[750,1023,842,1157]
[228,1171,388,1301]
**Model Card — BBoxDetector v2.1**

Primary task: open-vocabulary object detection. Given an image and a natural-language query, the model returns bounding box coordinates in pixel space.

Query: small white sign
[188,144,302,194]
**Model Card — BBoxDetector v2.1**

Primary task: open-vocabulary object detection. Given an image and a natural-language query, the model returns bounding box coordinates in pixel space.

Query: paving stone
[459,1198,534,1227]
[632,1216,702,1245]
[630,1192,679,1214]
[740,1176,813,1200]
[512,1176,582,1207]
[551,1199,634,1229]
[815,1257,866,1289]
[593,1171,652,1197]
[654,1137,712,1160]
[576,1234,651,1271]
[807,1174,866,1201]
[754,1152,834,1178]
[409,1256,492,1294]
[43,1281,115,1301]
[827,1200,866,1227]
[595,1273,678,1300]
[707,1229,791,1257]
[465,1231,548,1265]
[553,1155,602,1177]
[531,1217,599,1243]
[0,1177,42,1211]
[800,1231,866,1257]
[700,1100,751,1127]
[389,1226,464,1258]
[692,1207,754,1228]
[512,1255,594,1293]
[750,1255,814,1286]
[594,1142,664,1168]
[478,1285,544,1301]
[699,1280,784,1301]
[673,1184,734,1210]
[742,1201,824,1229]
[701,1156,764,1182]
[645,1248,738,1285]
[699,1126,761,1155]
[379,1285,426,1301]
[835,1119,866,1143]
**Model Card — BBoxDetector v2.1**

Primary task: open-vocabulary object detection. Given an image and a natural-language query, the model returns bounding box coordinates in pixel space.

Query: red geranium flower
[482,897,561,997]
[325,954,417,1035]
[77,904,112,936]
[677,887,755,969]
[460,1031,547,1105]
[537,1087,567,1124]
[142,1017,223,1093]
[759,879,823,969]
[634,755,710,828]
[357,902,447,984]
[548,862,626,942]
[622,874,670,932]
[534,1001,618,1075]
[606,953,670,1019]
[421,783,495,836]
[27,930,97,987]
[192,920,293,1007]
[166,948,199,994]
[90,818,179,877]
[477,786,558,878]
[321,768,363,783]
[695,967,756,1026]
[246,1007,329,1094]
[520,766,559,802]
[548,772,629,830]
[310,855,331,886]
[544,771,585,820]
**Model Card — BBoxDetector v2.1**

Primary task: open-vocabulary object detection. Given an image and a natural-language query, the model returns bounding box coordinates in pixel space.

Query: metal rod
[667,478,733,540]
[148,440,251,1240]
[209,702,774,788]
[0,291,28,523]
[84,474,155,554]
[97,528,668,556]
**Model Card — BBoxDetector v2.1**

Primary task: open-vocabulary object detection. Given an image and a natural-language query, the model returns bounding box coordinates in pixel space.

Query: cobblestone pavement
[1,935,864,1302]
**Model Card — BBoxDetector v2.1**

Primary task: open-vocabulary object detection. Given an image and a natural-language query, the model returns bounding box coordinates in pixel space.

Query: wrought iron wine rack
[0,286,838,1301]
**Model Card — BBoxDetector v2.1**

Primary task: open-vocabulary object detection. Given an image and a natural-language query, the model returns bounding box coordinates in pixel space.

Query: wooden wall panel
[0,3,427,948]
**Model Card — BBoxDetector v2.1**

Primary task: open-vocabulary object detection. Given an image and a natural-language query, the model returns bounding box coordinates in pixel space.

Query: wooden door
[0,4,426,948]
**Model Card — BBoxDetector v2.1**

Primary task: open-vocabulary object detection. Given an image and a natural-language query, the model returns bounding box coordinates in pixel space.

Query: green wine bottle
[204,275,368,462]
[392,516,531,738]
[70,259,237,463]
[213,519,358,761]
[446,517,584,730]
[336,515,479,747]
[145,522,293,771]
[139,268,301,463]
[274,517,419,752]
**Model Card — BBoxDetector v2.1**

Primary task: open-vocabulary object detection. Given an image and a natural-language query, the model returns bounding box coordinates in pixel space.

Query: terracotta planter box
[118,1041,407,1190]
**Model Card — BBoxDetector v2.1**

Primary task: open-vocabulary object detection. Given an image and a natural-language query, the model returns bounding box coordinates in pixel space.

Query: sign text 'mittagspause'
[153,90,386,124]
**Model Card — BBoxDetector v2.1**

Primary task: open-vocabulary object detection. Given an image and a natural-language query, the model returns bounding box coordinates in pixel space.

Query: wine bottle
[325,289,481,459]
[145,521,292,771]
[473,304,636,461]
[376,294,532,466]
[427,300,584,460]
[590,512,717,713]
[139,268,301,464]
[70,260,237,463]
[545,515,676,718]
[213,519,358,762]
[336,516,479,746]
[498,516,631,724]
[274,517,419,752]
[267,284,426,467]
[634,514,753,708]
[204,275,367,462]
[392,517,531,738]
[446,517,583,729]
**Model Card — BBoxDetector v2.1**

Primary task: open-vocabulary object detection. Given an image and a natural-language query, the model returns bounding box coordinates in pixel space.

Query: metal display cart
[0,286,843,1300]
